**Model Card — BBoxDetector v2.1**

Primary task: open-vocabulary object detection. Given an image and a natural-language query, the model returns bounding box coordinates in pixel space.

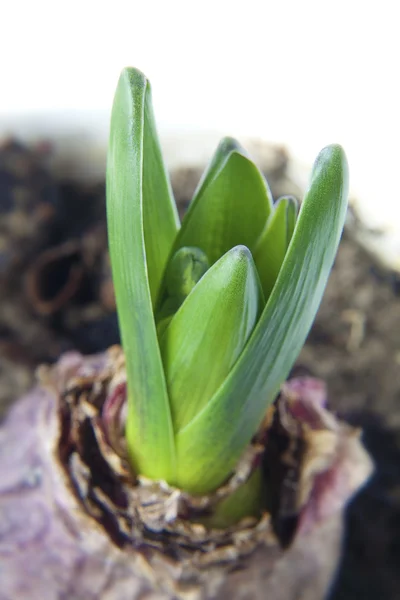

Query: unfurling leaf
[160,245,264,432]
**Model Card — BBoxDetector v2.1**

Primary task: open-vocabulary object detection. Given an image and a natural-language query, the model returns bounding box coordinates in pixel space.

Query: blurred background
[1,0,400,268]
[1,1,399,599]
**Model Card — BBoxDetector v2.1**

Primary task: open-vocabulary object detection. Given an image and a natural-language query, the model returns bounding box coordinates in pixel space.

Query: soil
[0,139,399,599]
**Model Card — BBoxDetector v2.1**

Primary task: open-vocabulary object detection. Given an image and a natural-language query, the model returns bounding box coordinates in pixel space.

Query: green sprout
[106,67,349,495]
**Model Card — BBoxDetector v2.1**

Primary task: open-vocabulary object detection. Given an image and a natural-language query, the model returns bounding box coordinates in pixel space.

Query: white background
[1,1,399,269]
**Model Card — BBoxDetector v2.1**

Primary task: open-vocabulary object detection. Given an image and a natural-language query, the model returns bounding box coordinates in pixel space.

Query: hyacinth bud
[156,246,210,337]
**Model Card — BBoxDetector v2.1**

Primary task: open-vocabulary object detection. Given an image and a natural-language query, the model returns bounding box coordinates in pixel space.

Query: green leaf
[171,137,273,267]
[142,79,180,305]
[253,196,298,299]
[155,246,210,336]
[160,246,210,311]
[286,195,298,243]
[106,67,176,481]
[198,467,264,529]
[159,245,263,433]
[175,145,349,493]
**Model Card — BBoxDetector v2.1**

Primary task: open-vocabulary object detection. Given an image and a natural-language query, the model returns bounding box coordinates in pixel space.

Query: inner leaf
[159,245,264,432]
[171,137,273,267]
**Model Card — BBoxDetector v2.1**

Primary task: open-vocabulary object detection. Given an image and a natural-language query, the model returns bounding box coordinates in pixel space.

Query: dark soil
[1,139,399,599]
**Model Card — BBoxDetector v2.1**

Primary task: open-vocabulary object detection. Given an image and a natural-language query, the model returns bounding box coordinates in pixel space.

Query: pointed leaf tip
[311,144,348,188]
